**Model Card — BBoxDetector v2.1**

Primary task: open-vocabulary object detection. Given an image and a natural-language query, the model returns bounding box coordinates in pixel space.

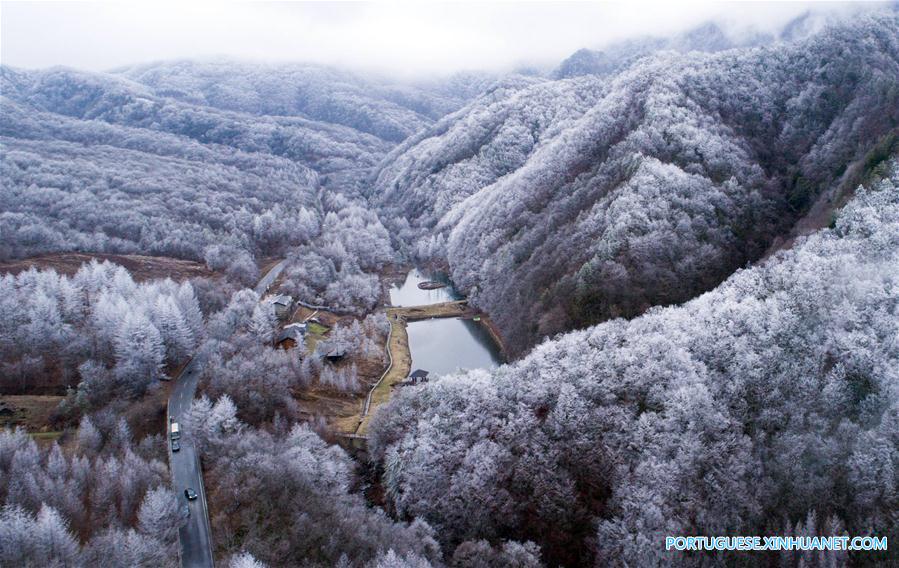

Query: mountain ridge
[372,14,899,355]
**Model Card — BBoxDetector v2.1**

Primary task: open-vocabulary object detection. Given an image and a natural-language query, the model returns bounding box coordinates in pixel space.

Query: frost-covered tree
[186,394,242,453]
[230,551,269,568]
[0,505,80,568]
[76,415,103,456]
[114,311,166,392]
[248,303,277,343]
[137,486,184,544]
[152,295,195,362]
[374,14,899,355]
[371,166,899,566]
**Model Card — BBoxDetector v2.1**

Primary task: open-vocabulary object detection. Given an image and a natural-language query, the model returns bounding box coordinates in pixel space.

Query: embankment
[345,300,507,438]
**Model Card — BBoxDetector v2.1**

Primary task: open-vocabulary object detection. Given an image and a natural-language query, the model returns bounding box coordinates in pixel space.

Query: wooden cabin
[325,345,347,362]
[276,323,306,351]
[400,369,430,386]
[271,295,294,319]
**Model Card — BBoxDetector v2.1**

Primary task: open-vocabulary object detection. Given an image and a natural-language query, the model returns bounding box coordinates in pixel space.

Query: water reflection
[392,269,503,379]
[388,268,460,306]
[406,318,502,378]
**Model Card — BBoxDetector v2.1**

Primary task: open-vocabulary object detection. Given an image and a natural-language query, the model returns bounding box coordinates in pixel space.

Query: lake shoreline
[476,314,509,364]
[340,268,508,439]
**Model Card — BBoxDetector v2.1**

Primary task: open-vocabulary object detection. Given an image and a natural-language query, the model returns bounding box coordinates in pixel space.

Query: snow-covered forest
[370,166,899,566]
[0,261,203,397]
[1,8,898,568]
[374,14,899,355]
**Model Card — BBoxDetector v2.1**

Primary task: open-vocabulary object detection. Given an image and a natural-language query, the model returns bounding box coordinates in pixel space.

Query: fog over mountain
[374,14,899,355]
[1,6,898,568]
[3,1,883,75]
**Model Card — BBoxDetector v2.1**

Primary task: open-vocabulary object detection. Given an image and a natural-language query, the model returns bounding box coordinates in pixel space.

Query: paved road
[169,354,214,568]
[169,260,286,567]
[254,259,286,296]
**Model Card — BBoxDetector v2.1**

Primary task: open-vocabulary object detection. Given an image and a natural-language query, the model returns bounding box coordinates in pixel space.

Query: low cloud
[0,1,888,77]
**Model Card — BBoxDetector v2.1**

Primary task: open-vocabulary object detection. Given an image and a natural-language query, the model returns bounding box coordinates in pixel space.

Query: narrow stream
[388,269,502,378]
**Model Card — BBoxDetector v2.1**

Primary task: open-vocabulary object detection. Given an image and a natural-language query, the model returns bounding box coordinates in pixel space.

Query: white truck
[170,421,181,440]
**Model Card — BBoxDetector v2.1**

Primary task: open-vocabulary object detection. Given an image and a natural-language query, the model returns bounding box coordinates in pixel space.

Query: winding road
[168,259,286,567]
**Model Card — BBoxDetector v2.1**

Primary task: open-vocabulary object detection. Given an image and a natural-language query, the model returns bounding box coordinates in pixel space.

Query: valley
[1,7,898,568]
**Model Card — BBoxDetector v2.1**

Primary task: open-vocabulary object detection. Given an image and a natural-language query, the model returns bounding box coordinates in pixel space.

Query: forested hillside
[115,60,487,141]
[0,66,392,178]
[2,9,899,568]
[370,163,899,567]
[550,12,834,80]
[0,57,499,301]
[0,135,319,268]
[1,63,404,300]
[373,15,899,355]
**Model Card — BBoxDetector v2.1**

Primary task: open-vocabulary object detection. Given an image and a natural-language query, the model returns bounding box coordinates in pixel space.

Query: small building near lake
[324,344,347,362]
[400,369,430,387]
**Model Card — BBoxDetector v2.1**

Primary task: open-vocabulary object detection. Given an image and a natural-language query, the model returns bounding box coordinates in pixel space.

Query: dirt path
[350,311,410,436]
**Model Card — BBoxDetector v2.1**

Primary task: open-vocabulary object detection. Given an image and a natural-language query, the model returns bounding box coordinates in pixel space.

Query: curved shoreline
[477,314,509,363]
[348,300,508,438]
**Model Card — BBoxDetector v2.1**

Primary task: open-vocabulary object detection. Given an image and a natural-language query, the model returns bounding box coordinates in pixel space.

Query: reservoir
[388,268,459,306]
[390,269,503,378]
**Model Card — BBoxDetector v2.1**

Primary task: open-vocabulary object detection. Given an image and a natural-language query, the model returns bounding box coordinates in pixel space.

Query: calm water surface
[407,318,502,377]
[391,269,502,378]
[388,268,459,306]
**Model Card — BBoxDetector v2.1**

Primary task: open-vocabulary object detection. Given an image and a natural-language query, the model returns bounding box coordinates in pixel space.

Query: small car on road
[184,488,198,501]
[172,439,181,452]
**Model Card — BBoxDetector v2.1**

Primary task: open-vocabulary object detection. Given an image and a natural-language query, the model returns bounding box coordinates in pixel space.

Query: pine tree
[185,396,214,452]
[77,415,103,455]
[34,505,81,565]
[114,312,166,393]
[176,281,205,341]
[138,486,184,542]
[248,303,276,343]
[153,296,194,363]
[25,291,68,349]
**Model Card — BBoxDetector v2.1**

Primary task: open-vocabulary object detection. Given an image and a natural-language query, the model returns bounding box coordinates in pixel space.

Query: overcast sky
[0,1,888,77]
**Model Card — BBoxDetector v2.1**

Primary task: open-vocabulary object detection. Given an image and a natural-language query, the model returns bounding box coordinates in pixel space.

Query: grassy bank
[351,309,411,436]
[344,300,507,437]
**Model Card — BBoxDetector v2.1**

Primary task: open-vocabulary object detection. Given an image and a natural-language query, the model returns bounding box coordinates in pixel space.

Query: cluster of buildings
[267,293,435,394]
[269,294,346,362]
